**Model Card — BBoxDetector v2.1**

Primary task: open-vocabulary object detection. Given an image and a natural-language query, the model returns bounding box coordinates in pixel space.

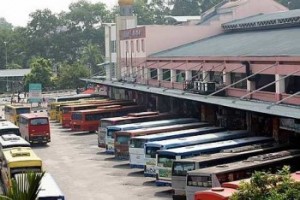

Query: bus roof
[157,136,273,157]
[0,120,19,130]
[107,118,199,131]
[19,113,48,119]
[101,111,160,122]
[37,173,64,198]
[0,134,30,148]
[132,125,220,140]
[292,172,300,182]
[145,129,244,148]
[5,104,31,109]
[173,143,286,163]
[187,149,300,176]
[2,147,42,165]
[71,105,140,113]
[221,179,250,189]
[195,187,237,199]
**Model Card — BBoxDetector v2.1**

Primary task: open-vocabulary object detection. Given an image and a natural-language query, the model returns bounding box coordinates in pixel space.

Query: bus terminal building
[85,1,300,144]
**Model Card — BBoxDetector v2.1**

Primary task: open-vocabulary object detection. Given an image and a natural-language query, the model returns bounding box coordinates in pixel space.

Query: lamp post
[3,41,8,91]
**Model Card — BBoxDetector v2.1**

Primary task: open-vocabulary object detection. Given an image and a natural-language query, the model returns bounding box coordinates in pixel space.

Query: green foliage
[57,62,89,89]
[24,58,53,91]
[230,166,300,200]
[0,172,44,200]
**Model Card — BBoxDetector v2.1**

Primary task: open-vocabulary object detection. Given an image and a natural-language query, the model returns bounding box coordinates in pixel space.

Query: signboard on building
[120,27,146,40]
[28,83,42,103]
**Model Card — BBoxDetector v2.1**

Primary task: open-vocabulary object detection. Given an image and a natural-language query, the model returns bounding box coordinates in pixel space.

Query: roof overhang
[82,78,300,119]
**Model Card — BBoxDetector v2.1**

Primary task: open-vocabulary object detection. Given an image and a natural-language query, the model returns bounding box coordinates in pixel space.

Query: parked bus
[37,172,65,200]
[1,147,43,193]
[47,93,105,120]
[98,112,177,148]
[70,105,145,132]
[171,142,287,200]
[144,127,227,177]
[186,149,300,200]
[4,104,31,125]
[129,123,220,167]
[0,134,30,150]
[195,171,300,200]
[105,118,199,153]
[19,113,50,144]
[116,122,210,160]
[61,100,135,128]
[0,120,20,136]
[155,134,268,186]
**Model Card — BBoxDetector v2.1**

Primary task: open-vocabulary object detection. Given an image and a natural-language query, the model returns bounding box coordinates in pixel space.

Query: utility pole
[4,41,8,92]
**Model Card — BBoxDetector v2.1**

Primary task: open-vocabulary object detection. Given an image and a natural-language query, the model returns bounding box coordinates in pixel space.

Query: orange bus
[19,113,50,144]
[61,100,135,128]
[70,105,145,132]
[114,122,209,159]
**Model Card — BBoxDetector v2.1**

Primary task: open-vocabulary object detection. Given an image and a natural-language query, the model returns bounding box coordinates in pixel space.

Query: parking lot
[32,122,172,200]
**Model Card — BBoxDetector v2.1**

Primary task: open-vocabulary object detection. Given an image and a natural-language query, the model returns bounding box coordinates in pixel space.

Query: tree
[230,166,300,200]
[171,0,200,16]
[24,57,53,91]
[80,42,104,75]
[0,172,44,200]
[57,62,89,89]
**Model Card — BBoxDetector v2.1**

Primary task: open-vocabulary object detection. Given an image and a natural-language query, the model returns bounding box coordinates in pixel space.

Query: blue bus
[129,126,225,168]
[156,136,273,186]
[144,130,248,177]
[104,118,199,153]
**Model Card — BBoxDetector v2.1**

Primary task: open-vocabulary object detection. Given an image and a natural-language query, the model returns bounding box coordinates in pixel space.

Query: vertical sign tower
[116,0,137,80]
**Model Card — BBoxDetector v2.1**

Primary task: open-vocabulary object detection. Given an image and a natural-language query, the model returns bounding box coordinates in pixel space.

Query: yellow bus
[4,104,31,125]
[1,147,43,193]
[48,101,80,121]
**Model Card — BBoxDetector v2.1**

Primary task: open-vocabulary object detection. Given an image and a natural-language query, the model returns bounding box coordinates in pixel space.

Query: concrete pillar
[275,74,285,101]
[157,68,163,81]
[185,70,192,81]
[223,71,231,85]
[171,69,176,82]
[247,80,255,92]
[203,71,210,82]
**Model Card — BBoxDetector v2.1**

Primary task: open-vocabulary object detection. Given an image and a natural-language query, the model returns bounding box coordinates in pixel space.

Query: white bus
[37,173,65,200]
[156,136,273,186]
[144,130,248,178]
[129,126,223,168]
[185,149,300,200]
[0,134,30,160]
[171,142,287,200]
[0,120,20,136]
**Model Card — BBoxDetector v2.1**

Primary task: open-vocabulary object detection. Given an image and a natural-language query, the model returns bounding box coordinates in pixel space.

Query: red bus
[19,113,50,144]
[61,100,135,128]
[70,105,145,132]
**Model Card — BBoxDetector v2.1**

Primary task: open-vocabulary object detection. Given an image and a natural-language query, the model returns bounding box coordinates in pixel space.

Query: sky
[0,0,118,27]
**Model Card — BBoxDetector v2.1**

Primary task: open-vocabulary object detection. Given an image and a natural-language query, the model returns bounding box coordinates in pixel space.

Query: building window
[110,41,116,53]
[131,40,134,52]
[230,73,247,89]
[192,70,203,81]
[150,68,157,80]
[176,70,185,82]
[163,69,170,81]
[141,39,145,52]
[126,41,129,53]
[136,40,140,52]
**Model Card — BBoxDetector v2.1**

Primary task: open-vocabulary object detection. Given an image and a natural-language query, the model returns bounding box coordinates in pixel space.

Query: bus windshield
[107,129,120,138]
[172,162,195,176]
[130,139,145,148]
[62,107,72,113]
[145,146,160,158]
[11,167,42,178]
[116,135,129,144]
[0,128,20,136]
[30,118,48,125]
[16,108,31,114]
[158,155,175,167]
